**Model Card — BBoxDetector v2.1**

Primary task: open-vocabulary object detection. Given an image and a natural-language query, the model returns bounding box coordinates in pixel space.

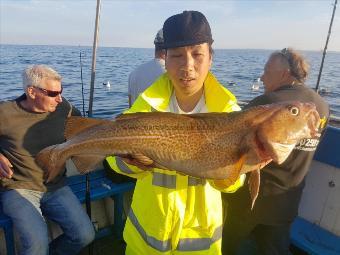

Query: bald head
[270,54,290,71]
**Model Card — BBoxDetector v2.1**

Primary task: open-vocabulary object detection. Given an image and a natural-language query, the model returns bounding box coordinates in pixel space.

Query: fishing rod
[88,0,102,117]
[86,1,101,254]
[79,49,92,218]
[315,0,338,93]
[79,51,86,117]
[79,48,94,255]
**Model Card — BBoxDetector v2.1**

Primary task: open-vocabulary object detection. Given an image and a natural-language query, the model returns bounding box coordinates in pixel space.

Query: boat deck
[79,237,309,255]
[79,236,126,255]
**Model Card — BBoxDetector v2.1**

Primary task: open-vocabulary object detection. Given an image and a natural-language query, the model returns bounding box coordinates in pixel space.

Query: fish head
[254,102,320,164]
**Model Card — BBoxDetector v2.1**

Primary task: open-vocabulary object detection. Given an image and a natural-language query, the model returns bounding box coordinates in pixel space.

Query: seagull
[103,81,111,88]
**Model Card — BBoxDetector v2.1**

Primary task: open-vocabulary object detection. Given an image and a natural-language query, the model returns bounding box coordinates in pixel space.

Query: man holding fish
[105,11,244,254]
[37,10,244,254]
[35,13,320,255]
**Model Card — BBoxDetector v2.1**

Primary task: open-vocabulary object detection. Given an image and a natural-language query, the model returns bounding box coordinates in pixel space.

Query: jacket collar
[141,72,238,112]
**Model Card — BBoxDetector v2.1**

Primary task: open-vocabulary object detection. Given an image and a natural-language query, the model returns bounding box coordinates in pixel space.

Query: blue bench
[291,217,340,255]
[67,169,135,239]
[0,169,135,255]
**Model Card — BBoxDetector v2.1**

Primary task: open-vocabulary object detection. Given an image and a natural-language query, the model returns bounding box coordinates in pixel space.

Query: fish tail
[35,144,65,183]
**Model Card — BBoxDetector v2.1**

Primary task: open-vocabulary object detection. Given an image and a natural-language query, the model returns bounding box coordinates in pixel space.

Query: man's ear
[281,68,291,81]
[165,54,168,70]
[209,53,213,69]
[26,86,36,99]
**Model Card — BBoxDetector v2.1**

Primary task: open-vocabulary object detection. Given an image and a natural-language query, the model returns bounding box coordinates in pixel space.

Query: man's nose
[181,54,194,71]
[260,74,264,82]
[56,94,62,103]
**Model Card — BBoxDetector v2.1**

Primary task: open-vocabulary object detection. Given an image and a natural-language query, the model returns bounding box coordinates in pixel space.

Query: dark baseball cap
[162,11,213,49]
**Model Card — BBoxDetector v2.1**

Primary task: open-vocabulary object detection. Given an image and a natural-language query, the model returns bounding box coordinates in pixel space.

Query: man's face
[261,56,286,93]
[30,78,63,113]
[165,43,212,96]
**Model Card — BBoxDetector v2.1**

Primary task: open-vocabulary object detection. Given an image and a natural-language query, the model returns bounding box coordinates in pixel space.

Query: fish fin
[213,153,246,188]
[115,113,139,120]
[115,112,169,121]
[248,169,260,210]
[65,116,110,139]
[131,153,154,165]
[185,112,226,119]
[130,154,169,170]
[71,155,105,173]
[152,162,168,170]
[115,111,226,123]
[36,144,66,183]
[115,113,132,120]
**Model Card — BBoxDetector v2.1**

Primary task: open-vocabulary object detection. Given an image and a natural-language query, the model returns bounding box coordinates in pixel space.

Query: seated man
[0,65,95,255]
[105,11,244,255]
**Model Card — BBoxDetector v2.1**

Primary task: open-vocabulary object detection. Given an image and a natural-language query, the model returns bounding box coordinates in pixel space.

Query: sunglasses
[33,86,63,97]
[280,48,292,65]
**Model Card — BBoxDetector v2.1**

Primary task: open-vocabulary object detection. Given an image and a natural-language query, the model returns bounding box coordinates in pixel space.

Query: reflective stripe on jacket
[106,72,244,254]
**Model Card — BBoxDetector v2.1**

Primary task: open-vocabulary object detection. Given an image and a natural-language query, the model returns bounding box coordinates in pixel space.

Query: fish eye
[289,106,299,116]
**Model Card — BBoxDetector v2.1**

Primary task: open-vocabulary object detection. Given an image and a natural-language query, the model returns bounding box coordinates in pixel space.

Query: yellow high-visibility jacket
[106,72,245,255]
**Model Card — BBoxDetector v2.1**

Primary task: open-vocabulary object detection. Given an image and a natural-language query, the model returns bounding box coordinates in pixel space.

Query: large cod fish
[36,102,319,207]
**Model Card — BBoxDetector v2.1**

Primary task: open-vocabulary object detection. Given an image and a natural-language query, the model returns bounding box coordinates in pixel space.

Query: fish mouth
[265,141,296,164]
[255,130,296,164]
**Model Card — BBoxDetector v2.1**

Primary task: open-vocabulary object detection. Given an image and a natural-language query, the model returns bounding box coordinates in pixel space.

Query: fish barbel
[36,102,319,207]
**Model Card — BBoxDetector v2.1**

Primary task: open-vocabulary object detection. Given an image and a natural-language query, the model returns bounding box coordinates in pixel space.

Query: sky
[1,0,340,51]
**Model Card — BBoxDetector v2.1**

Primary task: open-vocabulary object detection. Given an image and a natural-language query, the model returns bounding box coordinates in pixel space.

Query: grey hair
[22,65,62,90]
[271,48,310,83]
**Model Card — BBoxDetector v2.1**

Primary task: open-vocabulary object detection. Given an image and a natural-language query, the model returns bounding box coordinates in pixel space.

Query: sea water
[1,44,339,120]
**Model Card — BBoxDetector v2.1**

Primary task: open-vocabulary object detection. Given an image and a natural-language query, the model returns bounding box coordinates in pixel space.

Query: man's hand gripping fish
[36,102,320,208]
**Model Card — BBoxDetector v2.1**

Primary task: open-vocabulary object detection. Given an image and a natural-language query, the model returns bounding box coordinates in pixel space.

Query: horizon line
[1,43,339,53]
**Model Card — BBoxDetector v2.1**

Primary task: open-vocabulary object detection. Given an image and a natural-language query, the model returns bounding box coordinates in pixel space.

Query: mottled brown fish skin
[36,102,319,184]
